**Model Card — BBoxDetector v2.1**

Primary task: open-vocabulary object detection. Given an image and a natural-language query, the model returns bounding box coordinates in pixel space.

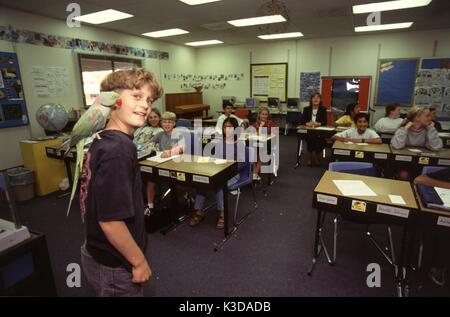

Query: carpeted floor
[1,134,449,296]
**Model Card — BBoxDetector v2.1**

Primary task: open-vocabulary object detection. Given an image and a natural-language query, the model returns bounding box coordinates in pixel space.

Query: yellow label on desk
[355,151,364,159]
[418,157,430,165]
[351,200,367,212]
[177,172,186,182]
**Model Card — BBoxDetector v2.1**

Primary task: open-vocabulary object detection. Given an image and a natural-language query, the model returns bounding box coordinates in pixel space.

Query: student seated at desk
[302,92,328,166]
[133,108,163,151]
[215,100,245,134]
[391,106,443,151]
[332,113,381,144]
[145,111,185,214]
[374,104,403,133]
[414,168,450,286]
[252,106,276,180]
[190,117,248,229]
[335,103,360,128]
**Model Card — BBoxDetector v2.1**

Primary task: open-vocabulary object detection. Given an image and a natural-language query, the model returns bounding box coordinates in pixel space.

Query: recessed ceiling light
[228,15,286,27]
[185,40,224,46]
[142,28,189,38]
[353,0,432,14]
[355,22,413,32]
[179,0,222,5]
[73,9,133,24]
[258,32,304,40]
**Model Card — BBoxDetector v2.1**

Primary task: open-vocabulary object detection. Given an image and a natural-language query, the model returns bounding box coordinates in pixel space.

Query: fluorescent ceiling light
[353,0,432,14]
[179,0,222,5]
[228,15,286,27]
[74,9,133,24]
[185,40,223,46]
[258,32,304,40]
[355,22,413,32]
[142,28,189,38]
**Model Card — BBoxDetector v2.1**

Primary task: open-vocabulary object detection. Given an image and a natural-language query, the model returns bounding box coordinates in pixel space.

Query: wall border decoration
[0,25,169,60]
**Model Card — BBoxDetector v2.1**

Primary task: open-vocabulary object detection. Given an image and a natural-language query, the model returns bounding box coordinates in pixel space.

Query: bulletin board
[250,63,288,102]
[0,52,29,129]
[374,58,420,106]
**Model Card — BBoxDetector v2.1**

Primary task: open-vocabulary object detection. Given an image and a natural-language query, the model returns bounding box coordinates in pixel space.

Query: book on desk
[417,184,450,212]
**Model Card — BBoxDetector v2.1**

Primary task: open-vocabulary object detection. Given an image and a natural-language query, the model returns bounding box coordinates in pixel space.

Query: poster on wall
[0,51,29,129]
[250,63,287,102]
[31,66,70,97]
[300,72,321,102]
[414,58,450,117]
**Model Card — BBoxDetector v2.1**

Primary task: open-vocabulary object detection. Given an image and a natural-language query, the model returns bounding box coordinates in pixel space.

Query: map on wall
[250,63,287,102]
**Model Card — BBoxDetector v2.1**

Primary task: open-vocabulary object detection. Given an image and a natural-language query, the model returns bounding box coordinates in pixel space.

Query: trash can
[6,167,35,202]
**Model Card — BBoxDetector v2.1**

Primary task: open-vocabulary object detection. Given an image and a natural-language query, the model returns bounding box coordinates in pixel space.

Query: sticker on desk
[376,204,409,219]
[170,171,177,179]
[374,153,388,160]
[334,149,350,156]
[177,172,186,182]
[395,155,412,162]
[193,175,209,184]
[351,200,367,213]
[298,129,307,134]
[158,169,170,177]
[418,157,430,165]
[438,159,450,166]
[355,151,364,159]
[140,166,153,173]
[317,194,338,205]
[437,216,450,228]
[46,148,55,154]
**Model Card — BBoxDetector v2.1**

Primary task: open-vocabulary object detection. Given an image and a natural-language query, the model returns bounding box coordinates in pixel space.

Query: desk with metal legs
[309,171,418,296]
[295,126,337,168]
[390,147,450,178]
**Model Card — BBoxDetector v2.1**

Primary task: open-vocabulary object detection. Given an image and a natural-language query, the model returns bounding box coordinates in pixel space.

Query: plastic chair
[284,111,303,135]
[324,162,396,268]
[176,119,193,128]
[235,109,249,120]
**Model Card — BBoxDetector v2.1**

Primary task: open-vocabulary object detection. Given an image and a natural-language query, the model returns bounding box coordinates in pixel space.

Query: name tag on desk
[438,159,450,166]
[193,175,209,184]
[334,149,350,156]
[317,194,338,205]
[140,166,153,173]
[376,204,409,219]
[374,153,388,160]
[395,155,412,162]
[437,216,450,227]
[159,169,170,177]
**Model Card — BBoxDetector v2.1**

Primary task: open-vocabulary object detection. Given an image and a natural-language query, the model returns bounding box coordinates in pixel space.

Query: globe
[36,103,68,132]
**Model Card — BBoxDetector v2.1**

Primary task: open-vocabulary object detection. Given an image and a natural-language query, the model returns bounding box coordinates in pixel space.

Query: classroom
[0,0,449,299]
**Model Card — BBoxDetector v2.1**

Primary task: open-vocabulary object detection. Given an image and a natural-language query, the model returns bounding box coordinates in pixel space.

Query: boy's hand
[405,122,413,130]
[161,150,171,158]
[132,259,152,284]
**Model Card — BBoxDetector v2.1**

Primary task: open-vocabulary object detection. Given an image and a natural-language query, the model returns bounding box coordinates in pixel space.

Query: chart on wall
[375,58,419,106]
[414,58,450,116]
[250,63,287,102]
[0,51,29,128]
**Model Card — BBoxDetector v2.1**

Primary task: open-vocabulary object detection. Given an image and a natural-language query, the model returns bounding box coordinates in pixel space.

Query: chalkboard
[375,58,419,106]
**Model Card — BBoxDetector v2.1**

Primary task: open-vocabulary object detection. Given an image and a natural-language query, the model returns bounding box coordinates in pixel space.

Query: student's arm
[366,130,382,144]
[99,221,151,283]
[414,174,450,189]
[390,127,407,149]
[374,118,383,132]
[332,131,349,142]
[425,125,443,151]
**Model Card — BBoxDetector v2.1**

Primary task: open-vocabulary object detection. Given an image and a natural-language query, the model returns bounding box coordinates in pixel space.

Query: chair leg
[333,217,338,263]
[251,183,258,208]
[387,226,396,265]
[417,232,424,270]
[233,188,241,224]
[285,122,288,135]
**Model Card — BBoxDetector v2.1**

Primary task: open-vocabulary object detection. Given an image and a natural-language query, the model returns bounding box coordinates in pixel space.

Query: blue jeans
[194,174,240,210]
[80,242,144,297]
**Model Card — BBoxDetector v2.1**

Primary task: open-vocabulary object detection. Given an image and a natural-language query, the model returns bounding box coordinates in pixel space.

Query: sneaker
[429,267,446,286]
[189,210,205,227]
[144,206,153,216]
[253,174,259,181]
[230,190,238,195]
[216,211,224,229]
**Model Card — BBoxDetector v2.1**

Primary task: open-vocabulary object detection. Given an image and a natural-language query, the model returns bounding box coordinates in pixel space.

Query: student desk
[331,141,392,176]
[140,156,238,250]
[390,146,450,178]
[310,171,418,296]
[295,126,337,168]
[438,132,450,149]
[379,132,395,144]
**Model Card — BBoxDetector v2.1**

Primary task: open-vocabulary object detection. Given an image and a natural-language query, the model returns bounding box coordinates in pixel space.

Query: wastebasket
[6,168,35,202]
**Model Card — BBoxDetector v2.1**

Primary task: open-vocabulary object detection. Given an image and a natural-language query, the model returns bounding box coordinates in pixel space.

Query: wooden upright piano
[165,92,210,119]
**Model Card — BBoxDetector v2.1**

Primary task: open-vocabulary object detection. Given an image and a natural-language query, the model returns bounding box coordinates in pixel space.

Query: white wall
[196,29,450,121]
[0,8,197,170]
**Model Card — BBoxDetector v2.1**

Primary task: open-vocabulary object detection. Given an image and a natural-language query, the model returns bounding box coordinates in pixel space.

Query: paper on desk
[389,195,406,205]
[408,148,422,153]
[356,143,369,146]
[214,159,228,164]
[344,141,354,145]
[196,156,211,163]
[435,187,450,207]
[315,127,335,131]
[147,154,179,163]
[332,180,377,196]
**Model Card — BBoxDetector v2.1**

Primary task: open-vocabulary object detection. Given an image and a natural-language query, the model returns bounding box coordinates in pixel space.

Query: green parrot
[64,91,121,215]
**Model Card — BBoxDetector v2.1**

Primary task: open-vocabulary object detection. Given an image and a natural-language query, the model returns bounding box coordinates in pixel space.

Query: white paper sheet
[356,143,369,146]
[332,180,377,196]
[196,156,211,163]
[315,127,335,131]
[389,195,406,205]
[147,154,179,163]
[408,148,422,153]
[214,159,228,164]
[435,187,450,207]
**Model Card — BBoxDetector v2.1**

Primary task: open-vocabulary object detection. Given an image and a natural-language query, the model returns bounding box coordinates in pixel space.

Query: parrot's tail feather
[66,140,85,216]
